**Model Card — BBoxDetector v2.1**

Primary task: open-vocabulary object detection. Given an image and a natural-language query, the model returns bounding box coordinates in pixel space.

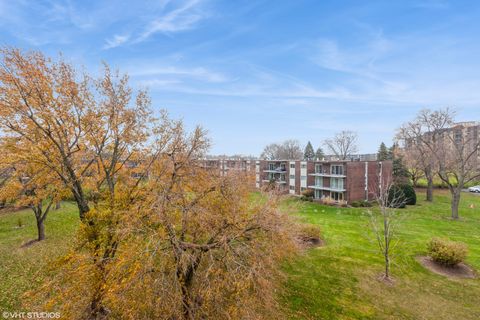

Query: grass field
[280,189,480,319]
[1,190,479,319]
[0,202,79,311]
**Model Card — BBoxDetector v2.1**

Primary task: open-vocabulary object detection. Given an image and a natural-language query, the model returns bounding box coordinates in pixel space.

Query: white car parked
[468,185,480,193]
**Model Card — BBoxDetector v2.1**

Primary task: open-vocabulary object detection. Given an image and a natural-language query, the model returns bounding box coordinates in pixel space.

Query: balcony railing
[307,185,346,192]
[308,172,345,178]
[263,167,287,173]
[263,179,287,184]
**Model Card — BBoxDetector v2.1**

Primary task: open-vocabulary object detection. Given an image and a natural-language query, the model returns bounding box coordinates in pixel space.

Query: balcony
[263,167,287,173]
[308,172,346,178]
[307,185,346,192]
[263,179,287,184]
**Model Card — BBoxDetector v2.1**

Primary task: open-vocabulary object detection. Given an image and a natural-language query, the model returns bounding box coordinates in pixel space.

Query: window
[330,178,344,190]
[315,176,323,187]
[268,163,275,170]
[331,165,344,175]
[289,185,295,190]
[290,163,295,169]
[315,164,322,173]
[331,192,343,201]
[301,187,306,192]
[300,176,307,181]
[301,164,307,169]
[454,130,462,145]
[289,174,295,179]
[314,189,321,199]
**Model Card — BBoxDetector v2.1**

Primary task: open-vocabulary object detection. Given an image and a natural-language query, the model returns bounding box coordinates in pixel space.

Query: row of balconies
[307,184,346,192]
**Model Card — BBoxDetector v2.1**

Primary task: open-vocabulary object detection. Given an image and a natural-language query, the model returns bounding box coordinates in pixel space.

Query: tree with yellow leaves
[36,118,298,319]
[0,138,67,241]
[0,47,157,317]
[1,48,300,320]
[0,47,94,220]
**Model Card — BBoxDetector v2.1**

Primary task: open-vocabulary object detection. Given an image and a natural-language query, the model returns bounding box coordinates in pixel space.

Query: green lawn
[1,191,479,319]
[0,203,79,311]
[280,189,480,319]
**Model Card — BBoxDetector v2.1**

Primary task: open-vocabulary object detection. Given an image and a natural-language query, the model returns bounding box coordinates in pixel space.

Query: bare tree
[367,181,406,281]
[398,108,480,219]
[260,143,281,160]
[281,139,303,159]
[397,113,444,202]
[434,122,480,219]
[260,139,303,160]
[402,146,425,188]
[324,131,358,160]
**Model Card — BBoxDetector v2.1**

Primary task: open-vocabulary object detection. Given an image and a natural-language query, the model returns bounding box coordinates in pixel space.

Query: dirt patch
[416,256,476,279]
[21,239,40,248]
[296,236,324,249]
[376,274,395,286]
[0,206,27,215]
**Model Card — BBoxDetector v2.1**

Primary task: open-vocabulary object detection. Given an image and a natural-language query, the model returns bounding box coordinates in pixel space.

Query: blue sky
[1,0,480,156]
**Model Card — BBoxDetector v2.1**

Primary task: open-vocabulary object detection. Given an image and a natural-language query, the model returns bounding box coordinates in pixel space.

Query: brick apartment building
[404,121,480,171]
[200,158,393,203]
[444,121,480,169]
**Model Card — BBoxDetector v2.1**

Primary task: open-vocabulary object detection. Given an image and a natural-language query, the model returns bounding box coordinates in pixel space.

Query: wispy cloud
[312,31,391,77]
[131,66,228,83]
[103,34,130,49]
[102,0,208,49]
[138,0,206,41]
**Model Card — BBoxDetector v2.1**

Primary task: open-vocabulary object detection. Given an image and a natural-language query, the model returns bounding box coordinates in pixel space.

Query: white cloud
[131,66,228,83]
[138,0,205,41]
[102,0,208,49]
[103,34,130,49]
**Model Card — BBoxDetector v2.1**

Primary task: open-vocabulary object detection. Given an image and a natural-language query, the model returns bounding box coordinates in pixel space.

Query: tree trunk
[451,190,461,220]
[426,176,434,202]
[55,202,61,210]
[383,217,390,279]
[36,217,45,241]
[384,254,390,279]
[73,192,90,220]
[32,204,47,241]
[178,254,202,320]
[424,165,434,202]
[71,183,90,220]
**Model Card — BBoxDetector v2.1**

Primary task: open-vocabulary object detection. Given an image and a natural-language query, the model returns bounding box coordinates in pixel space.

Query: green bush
[350,201,361,208]
[427,237,468,267]
[361,200,373,207]
[301,189,314,198]
[388,184,416,208]
[300,195,313,202]
[350,200,372,208]
[402,184,416,205]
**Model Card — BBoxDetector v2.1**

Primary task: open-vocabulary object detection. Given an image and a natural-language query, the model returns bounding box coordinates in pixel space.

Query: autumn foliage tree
[0,48,94,219]
[1,48,300,319]
[32,114,297,320]
[0,138,66,241]
[0,47,155,317]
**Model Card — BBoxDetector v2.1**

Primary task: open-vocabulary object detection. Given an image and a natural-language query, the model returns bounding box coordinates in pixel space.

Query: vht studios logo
[2,312,60,319]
